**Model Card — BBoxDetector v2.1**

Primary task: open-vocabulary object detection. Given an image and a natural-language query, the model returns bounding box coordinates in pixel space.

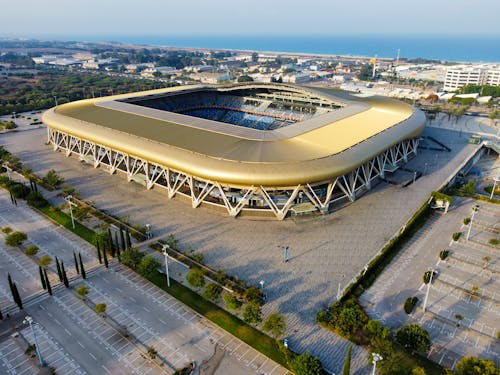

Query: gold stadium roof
[42,83,425,187]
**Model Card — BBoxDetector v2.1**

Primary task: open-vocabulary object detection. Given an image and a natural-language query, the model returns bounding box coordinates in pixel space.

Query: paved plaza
[0,190,284,375]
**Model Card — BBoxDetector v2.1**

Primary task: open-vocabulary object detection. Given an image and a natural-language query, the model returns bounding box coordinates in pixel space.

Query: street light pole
[162,245,170,287]
[23,316,46,367]
[490,175,499,200]
[64,195,75,229]
[466,205,480,241]
[371,353,382,375]
[423,268,434,312]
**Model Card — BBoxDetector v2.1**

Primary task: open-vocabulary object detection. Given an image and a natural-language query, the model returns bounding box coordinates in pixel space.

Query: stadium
[42,83,426,220]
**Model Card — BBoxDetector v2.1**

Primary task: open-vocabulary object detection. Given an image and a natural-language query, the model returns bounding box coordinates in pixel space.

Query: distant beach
[56,34,500,63]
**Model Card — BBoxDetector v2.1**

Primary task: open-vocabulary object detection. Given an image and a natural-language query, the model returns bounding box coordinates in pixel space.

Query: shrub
[263,312,286,339]
[395,324,431,353]
[186,268,205,288]
[289,353,324,375]
[42,169,64,188]
[439,249,449,260]
[328,298,368,338]
[243,301,262,324]
[137,255,161,278]
[38,255,52,267]
[245,286,264,305]
[8,182,30,199]
[463,217,471,225]
[423,270,436,284]
[76,285,88,298]
[202,283,222,301]
[26,191,48,208]
[1,226,12,234]
[404,296,418,314]
[316,310,329,324]
[120,247,144,269]
[489,238,499,246]
[223,293,242,310]
[452,232,462,241]
[25,245,39,256]
[5,231,27,246]
[95,303,107,315]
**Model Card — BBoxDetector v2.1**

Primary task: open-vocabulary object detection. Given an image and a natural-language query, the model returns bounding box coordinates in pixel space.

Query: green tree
[243,301,262,324]
[289,353,324,375]
[96,303,107,316]
[455,356,499,375]
[26,191,48,208]
[262,312,286,339]
[5,231,27,246]
[24,245,39,256]
[120,247,144,269]
[223,293,242,310]
[186,268,205,288]
[76,285,88,299]
[342,345,352,375]
[237,75,254,82]
[42,169,64,188]
[38,255,52,268]
[137,255,161,278]
[412,367,426,375]
[202,283,223,301]
[395,324,431,353]
[147,346,158,359]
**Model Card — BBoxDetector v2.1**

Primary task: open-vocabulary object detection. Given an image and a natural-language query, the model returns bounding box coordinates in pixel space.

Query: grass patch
[37,206,96,245]
[147,272,288,368]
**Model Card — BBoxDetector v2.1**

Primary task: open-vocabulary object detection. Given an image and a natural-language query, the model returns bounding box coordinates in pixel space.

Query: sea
[63,34,500,63]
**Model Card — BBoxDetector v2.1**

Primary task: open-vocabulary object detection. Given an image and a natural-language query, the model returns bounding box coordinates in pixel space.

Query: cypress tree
[119,228,126,251]
[109,236,115,258]
[114,232,120,255]
[12,282,23,309]
[74,252,80,274]
[103,246,109,268]
[107,228,115,256]
[342,345,352,375]
[55,257,63,282]
[79,253,86,280]
[44,268,52,296]
[61,261,69,288]
[39,266,47,290]
[126,228,132,248]
[96,241,102,264]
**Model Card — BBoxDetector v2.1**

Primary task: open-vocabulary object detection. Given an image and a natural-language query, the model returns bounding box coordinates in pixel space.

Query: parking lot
[0,188,286,375]
[361,197,500,370]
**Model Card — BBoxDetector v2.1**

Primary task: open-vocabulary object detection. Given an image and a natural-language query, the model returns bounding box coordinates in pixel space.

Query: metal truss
[47,127,419,220]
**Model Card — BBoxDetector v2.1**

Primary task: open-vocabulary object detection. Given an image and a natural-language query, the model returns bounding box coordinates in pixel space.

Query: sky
[1,0,499,38]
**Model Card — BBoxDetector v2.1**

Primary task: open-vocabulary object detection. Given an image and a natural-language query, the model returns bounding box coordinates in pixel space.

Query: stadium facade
[42,83,425,220]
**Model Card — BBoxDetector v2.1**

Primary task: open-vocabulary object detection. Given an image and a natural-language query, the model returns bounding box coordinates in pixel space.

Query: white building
[444,65,500,91]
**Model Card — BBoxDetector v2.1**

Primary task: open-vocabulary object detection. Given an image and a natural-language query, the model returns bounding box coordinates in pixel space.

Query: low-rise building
[444,65,500,91]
